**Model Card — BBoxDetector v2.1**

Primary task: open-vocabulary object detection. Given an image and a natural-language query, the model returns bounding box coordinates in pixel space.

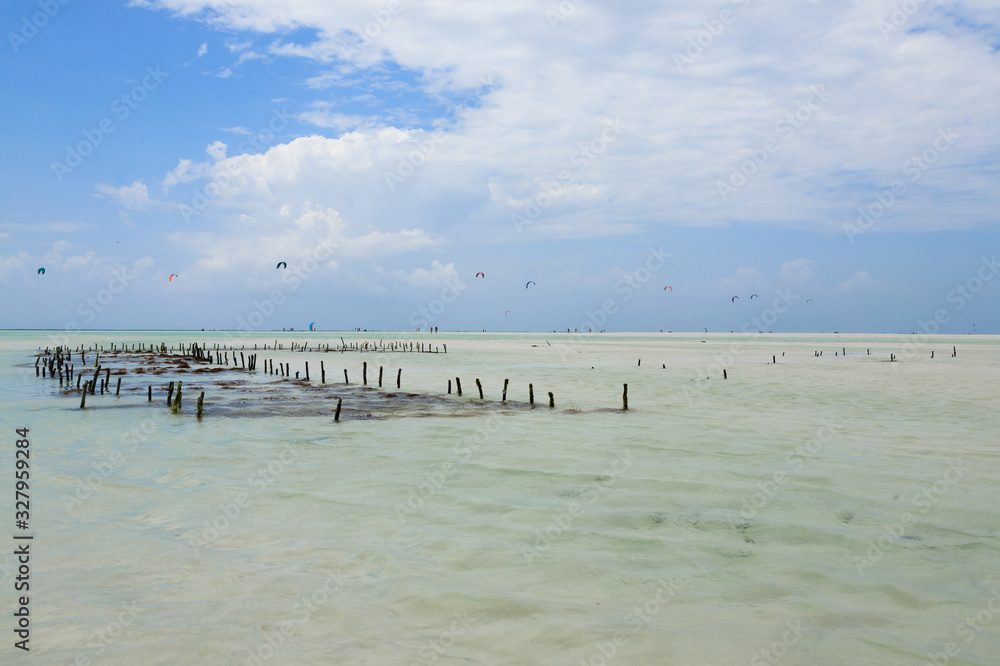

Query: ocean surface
[1,330,998,665]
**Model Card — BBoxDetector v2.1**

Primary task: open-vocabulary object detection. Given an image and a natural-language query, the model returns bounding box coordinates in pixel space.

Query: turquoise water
[1,331,998,665]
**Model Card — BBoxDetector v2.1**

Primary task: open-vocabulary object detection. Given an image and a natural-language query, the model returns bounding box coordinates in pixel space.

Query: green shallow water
[1,331,998,665]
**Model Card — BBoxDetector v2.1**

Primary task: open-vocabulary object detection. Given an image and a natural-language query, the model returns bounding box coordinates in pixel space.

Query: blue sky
[2,0,998,333]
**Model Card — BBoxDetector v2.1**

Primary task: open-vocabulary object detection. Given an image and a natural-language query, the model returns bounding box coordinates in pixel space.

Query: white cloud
[379,260,459,287]
[839,270,871,291]
[780,259,814,283]
[94,181,154,210]
[134,0,1000,235]
[197,42,207,57]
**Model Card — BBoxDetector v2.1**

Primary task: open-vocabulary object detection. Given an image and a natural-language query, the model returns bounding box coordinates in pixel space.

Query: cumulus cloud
[94,181,154,210]
[197,42,207,57]
[129,0,1000,237]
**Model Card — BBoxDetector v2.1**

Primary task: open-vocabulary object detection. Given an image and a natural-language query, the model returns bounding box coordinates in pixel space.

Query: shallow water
[1,331,998,665]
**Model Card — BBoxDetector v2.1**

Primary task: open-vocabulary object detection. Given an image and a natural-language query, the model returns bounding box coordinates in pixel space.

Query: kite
[664,286,672,292]
[276,261,287,269]
[806,299,813,303]
[37,267,45,275]
[309,322,316,331]
[505,310,511,317]
[526,281,536,289]
[732,296,739,303]
[169,273,179,282]
[476,272,485,278]
[750,294,758,299]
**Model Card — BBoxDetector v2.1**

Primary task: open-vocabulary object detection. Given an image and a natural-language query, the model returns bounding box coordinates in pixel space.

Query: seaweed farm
[2,331,999,665]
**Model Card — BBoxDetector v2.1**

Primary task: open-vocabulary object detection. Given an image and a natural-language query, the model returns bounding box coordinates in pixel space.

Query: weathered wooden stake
[456,377,462,396]
[334,397,342,422]
[115,377,121,396]
[363,362,367,385]
[476,378,483,399]
[502,379,509,402]
[397,368,401,389]
[321,361,326,383]
[448,379,452,394]
[148,385,152,402]
[623,384,628,410]
[379,366,383,388]
[773,355,776,364]
[931,351,934,358]
[344,369,349,383]
[167,381,174,406]
[529,383,534,405]
[305,362,310,381]
[196,391,205,418]
[723,369,727,379]
[548,391,554,408]
[172,381,182,413]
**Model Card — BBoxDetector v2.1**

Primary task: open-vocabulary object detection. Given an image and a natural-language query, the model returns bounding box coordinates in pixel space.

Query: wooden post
[623,384,628,410]
[548,391,554,408]
[197,391,204,419]
[502,379,508,402]
[476,378,483,399]
[80,382,88,408]
[321,361,326,383]
[529,383,534,405]
[91,366,100,393]
[456,377,462,396]
[344,369,349,384]
[305,362,310,381]
[285,363,289,377]
[77,374,81,389]
[115,377,121,396]
[448,379,452,394]
[931,351,934,359]
[334,397,342,422]
[638,359,641,366]
[172,381,182,413]
[723,369,727,379]
[148,385,152,402]
[167,381,174,407]
[772,355,776,364]
[241,352,245,368]
[397,368,401,389]
[953,346,957,357]
[363,362,367,385]
[378,366,383,388]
